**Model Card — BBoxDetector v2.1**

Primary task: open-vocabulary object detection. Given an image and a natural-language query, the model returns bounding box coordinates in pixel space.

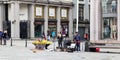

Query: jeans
[80,42,85,52]
[75,43,80,51]
[3,38,6,45]
[58,42,62,48]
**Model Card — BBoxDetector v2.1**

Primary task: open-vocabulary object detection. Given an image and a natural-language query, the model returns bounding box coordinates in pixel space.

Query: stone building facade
[0,0,73,39]
[90,0,120,42]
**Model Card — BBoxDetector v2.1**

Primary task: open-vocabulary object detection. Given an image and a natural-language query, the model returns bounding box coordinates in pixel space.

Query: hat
[4,31,7,33]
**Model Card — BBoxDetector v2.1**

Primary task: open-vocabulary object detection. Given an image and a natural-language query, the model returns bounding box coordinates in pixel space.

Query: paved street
[0,40,120,60]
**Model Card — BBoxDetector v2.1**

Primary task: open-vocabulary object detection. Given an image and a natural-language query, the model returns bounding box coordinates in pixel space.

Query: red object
[96,48,100,52]
[84,33,88,40]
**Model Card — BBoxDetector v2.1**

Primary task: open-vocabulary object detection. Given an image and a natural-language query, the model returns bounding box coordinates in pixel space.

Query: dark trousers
[58,41,62,48]
[75,43,80,51]
[45,44,50,49]
[0,38,2,45]
[3,38,6,45]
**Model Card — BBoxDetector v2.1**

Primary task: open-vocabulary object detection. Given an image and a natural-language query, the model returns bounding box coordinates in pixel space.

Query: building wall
[0,1,73,40]
[19,4,28,20]
[90,0,120,42]
[73,0,90,40]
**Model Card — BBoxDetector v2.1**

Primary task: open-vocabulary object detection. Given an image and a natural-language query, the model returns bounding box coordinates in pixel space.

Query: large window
[79,0,84,1]
[102,0,117,13]
[101,0,118,40]
[102,18,117,39]
[79,4,84,21]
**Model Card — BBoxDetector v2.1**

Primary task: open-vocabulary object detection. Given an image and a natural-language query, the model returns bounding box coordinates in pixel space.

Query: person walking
[74,32,81,51]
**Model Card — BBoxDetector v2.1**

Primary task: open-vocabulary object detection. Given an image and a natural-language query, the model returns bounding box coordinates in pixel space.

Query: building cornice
[0,0,73,7]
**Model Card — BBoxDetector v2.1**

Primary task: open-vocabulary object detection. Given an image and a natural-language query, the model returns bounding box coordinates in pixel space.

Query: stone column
[95,0,102,40]
[84,0,89,20]
[11,2,15,39]
[57,6,61,33]
[73,0,79,32]
[117,0,120,41]
[28,4,34,39]
[90,0,95,41]
[14,2,20,39]
[44,5,48,37]
[0,4,4,31]
[69,7,73,40]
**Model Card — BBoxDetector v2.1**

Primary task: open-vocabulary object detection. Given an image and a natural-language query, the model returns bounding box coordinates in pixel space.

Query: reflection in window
[61,24,69,37]
[104,20,111,38]
[102,0,117,13]
[103,18,117,39]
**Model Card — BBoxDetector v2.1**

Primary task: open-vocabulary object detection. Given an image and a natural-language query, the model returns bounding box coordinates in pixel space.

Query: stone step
[90,40,120,44]
[100,48,120,53]
[89,45,120,49]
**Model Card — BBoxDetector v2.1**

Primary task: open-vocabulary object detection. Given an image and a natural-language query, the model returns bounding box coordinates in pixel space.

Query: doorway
[20,21,28,39]
[34,24,43,37]
[78,27,85,40]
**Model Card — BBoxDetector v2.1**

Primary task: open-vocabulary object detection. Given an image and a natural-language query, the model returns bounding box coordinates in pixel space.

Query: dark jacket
[0,31,3,38]
[74,35,81,41]
[3,33,7,39]
[57,36,63,42]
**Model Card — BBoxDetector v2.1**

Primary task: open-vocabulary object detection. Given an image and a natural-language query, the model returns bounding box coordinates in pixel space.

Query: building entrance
[34,24,43,38]
[78,27,85,40]
[20,21,28,39]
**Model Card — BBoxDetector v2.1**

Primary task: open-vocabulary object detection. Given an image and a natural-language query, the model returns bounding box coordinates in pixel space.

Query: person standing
[47,30,51,41]
[51,30,56,51]
[3,30,7,45]
[57,32,63,48]
[52,31,56,40]
[74,32,81,51]
[84,33,89,41]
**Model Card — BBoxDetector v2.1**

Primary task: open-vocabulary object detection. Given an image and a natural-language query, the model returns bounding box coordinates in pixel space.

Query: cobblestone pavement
[0,40,119,60]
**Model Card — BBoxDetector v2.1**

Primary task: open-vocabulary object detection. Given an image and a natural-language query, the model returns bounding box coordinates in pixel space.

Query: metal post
[76,0,79,32]
[25,38,27,47]
[11,37,12,46]
[53,38,55,51]
[0,38,2,45]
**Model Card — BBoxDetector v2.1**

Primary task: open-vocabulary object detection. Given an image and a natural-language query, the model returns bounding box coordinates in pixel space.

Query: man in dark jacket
[74,32,81,51]
[3,31,7,45]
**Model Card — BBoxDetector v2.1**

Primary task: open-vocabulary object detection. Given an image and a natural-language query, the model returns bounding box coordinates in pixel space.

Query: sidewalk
[0,45,119,60]
[0,40,120,60]
[5,39,120,53]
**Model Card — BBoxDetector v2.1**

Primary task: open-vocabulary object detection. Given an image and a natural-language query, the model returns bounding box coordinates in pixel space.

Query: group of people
[41,30,63,49]
[47,31,64,49]
[0,30,8,45]
[42,30,89,52]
